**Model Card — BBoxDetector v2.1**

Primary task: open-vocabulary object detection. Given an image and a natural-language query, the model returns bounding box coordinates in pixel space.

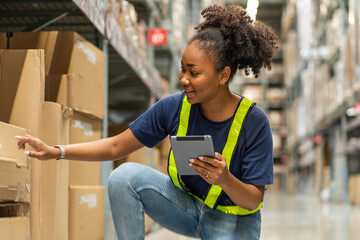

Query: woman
[16,5,278,240]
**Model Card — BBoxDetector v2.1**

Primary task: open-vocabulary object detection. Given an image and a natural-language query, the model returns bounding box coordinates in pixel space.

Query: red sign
[355,102,360,111]
[313,134,323,145]
[148,28,167,46]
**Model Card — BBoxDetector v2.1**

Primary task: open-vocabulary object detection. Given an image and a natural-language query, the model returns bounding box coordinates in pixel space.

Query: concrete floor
[145,192,360,240]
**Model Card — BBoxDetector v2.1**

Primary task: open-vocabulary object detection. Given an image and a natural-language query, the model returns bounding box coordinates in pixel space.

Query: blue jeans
[108,162,261,240]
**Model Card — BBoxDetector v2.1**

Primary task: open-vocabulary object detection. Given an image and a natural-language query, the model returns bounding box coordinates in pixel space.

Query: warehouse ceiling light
[246,0,259,21]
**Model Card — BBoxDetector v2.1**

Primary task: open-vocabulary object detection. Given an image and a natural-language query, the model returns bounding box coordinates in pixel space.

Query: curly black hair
[189,5,278,79]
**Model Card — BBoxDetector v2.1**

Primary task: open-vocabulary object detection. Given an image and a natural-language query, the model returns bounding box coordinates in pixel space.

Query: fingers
[15,135,51,160]
[196,153,226,167]
[189,153,229,183]
[15,136,30,150]
[15,135,43,151]
[215,152,226,162]
[24,150,45,159]
[189,158,215,171]
[188,159,211,179]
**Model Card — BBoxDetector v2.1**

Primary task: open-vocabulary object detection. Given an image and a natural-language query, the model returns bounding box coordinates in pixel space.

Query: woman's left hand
[189,152,230,185]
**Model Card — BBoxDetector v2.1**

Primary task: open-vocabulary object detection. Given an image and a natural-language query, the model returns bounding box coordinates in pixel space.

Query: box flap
[0,121,30,166]
[0,157,30,203]
[0,216,30,240]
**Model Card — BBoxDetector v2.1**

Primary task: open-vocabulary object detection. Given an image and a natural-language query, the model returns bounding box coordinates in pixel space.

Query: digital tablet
[170,135,215,175]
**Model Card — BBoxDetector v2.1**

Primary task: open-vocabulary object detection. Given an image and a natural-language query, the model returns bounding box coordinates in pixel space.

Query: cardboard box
[266,63,284,79]
[69,110,102,186]
[242,85,264,104]
[0,122,30,203]
[156,136,171,159]
[267,87,286,105]
[272,132,282,152]
[108,124,128,137]
[69,186,105,240]
[0,31,58,75]
[50,32,105,119]
[114,147,160,170]
[2,32,105,119]
[268,110,285,127]
[0,49,45,240]
[0,216,30,240]
[36,102,70,240]
[267,174,281,192]
[0,50,45,130]
[46,69,104,118]
[45,74,70,106]
[349,174,360,205]
[145,214,153,234]
[155,136,170,175]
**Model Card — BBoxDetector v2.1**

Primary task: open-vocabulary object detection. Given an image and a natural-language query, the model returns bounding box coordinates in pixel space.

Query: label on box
[76,40,96,65]
[79,194,97,208]
[73,120,93,137]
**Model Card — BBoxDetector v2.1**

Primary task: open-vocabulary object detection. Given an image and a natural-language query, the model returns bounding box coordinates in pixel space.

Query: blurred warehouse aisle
[146,191,360,240]
[261,192,360,240]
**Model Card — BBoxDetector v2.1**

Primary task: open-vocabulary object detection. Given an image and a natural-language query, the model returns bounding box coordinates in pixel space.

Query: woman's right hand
[15,134,59,160]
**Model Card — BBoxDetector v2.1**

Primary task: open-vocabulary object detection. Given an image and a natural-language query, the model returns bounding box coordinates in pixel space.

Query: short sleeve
[129,92,183,148]
[240,106,274,186]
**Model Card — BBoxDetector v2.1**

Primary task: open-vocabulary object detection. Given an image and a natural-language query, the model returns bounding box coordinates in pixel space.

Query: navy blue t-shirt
[130,91,273,206]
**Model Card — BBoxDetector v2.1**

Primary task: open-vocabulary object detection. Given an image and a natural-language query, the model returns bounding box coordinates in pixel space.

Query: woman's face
[179,40,223,104]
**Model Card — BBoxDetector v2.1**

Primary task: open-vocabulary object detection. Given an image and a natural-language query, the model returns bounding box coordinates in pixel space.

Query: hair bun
[195,4,278,78]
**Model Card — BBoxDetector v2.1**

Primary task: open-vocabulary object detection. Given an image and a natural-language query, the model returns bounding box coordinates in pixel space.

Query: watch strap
[54,145,65,160]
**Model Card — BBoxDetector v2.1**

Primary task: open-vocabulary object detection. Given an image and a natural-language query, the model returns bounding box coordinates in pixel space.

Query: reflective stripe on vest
[168,94,262,215]
[168,96,192,189]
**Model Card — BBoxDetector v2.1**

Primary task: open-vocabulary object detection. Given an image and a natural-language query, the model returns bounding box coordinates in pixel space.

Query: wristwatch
[54,145,65,160]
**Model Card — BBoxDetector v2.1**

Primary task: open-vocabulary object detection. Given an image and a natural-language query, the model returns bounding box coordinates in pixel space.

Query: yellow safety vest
[168,94,262,215]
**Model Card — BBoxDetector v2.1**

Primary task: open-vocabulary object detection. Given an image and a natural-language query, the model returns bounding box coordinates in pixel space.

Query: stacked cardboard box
[172,0,186,50]
[242,85,264,105]
[38,102,70,240]
[313,62,330,125]
[155,136,171,175]
[272,133,282,153]
[268,110,285,128]
[281,0,296,41]
[325,9,342,60]
[266,63,284,80]
[0,49,69,240]
[1,31,105,119]
[349,174,360,205]
[283,31,299,88]
[267,87,286,106]
[69,186,104,240]
[0,31,105,239]
[42,33,105,240]
[0,122,31,240]
[109,0,147,58]
[0,217,30,240]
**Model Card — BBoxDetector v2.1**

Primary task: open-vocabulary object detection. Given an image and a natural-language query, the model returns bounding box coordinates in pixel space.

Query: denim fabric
[108,162,261,240]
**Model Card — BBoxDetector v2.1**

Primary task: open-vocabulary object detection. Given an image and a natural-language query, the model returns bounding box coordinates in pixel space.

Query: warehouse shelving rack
[281,0,360,202]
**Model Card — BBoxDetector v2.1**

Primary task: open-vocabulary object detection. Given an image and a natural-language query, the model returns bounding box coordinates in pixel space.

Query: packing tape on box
[73,120,93,137]
[78,194,97,208]
[24,179,30,203]
[14,179,30,203]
